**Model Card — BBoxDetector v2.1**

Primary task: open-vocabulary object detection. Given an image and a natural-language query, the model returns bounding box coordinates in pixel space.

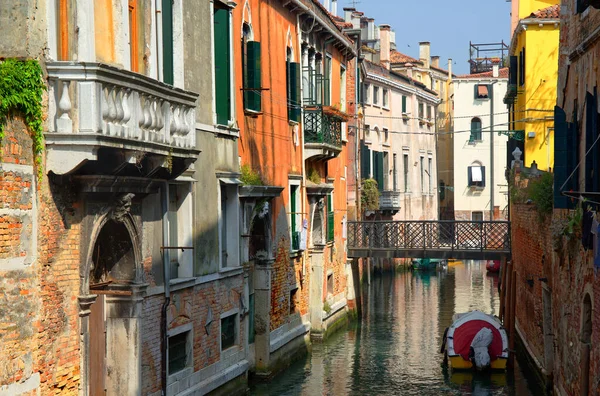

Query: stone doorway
[85,213,144,396]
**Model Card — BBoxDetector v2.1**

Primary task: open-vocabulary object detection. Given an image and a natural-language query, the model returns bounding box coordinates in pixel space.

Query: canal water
[250,260,543,395]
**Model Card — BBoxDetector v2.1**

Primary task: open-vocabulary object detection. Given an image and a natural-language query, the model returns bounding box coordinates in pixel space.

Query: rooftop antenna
[347,0,361,7]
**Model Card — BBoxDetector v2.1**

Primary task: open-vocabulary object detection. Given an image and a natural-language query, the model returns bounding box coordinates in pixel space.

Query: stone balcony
[45,62,199,180]
[379,190,401,214]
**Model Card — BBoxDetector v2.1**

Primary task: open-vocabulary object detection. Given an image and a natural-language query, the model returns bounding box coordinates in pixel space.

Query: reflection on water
[249,261,541,395]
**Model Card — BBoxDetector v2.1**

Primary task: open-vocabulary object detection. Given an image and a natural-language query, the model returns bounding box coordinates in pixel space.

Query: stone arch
[241,0,254,40]
[286,28,294,62]
[310,198,325,246]
[82,208,142,295]
[249,201,272,259]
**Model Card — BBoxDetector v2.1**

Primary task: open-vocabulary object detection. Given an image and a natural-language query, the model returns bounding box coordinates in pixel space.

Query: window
[420,156,425,193]
[418,102,424,119]
[289,183,301,250]
[214,4,231,125]
[519,47,526,87]
[287,48,301,122]
[219,181,240,269]
[475,84,489,99]
[393,153,398,191]
[129,0,139,72]
[428,157,432,194]
[402,95,407,114]
[468,165,486,188]
[470,118,482,142]
[373,151,384,191]
[361,141,372,179]
[382,89,389,108]
[248,292,255,344]
[327,193,334,242]
[168,183,193,278]
[403,153,409,192]
[242,24,261,112]
[161,0,173,83]
[364,124,370,140]
[327,272,333,296]
[57,0,69,60]
[340,65,347,111]
[290,288,298,315]
[168,330,191,375]
[472,211,484,221]
[364,83,371,104]
[324,54,332,106]
[383,128,389,143]
[373,86,380,106]
[427,105,432,120]
[221,314,237,350]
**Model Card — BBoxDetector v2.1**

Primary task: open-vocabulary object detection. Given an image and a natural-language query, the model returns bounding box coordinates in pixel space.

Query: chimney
[367,18,375,40]
[331,0,337,16]
[431,56,440,69]
[406,64,414,79]
[448,58,452,80]
[351,12,360,29]
[324,0,330,12]
[343,7,355,22]
[379,24,391,70]
[419,42,431,69]
[492,58,500,78]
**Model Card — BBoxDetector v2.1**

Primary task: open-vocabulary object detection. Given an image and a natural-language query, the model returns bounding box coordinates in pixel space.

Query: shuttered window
[162,0,174,84]
[585,91,599,192]
[373,151,384,191]
[327,194,334,242]
[287,61,301,122]
[402,96,407,113]
[243,40,262,112]
[214,6,231,125]
[554,106,570,208]
[467,166,486,188]
[470,118,482,142]
[361,141,371,180]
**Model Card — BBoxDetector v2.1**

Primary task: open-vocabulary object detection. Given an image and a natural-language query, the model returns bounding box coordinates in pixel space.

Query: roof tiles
[529,4,560,19]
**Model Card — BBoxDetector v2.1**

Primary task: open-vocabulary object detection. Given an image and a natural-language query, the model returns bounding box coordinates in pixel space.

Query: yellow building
[504,2,559,171]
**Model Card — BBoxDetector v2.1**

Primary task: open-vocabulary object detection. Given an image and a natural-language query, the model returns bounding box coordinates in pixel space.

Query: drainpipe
[160,182,171,396]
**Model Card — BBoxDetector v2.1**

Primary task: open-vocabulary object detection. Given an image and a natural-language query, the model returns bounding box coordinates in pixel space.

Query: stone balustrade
[46,62,198,149]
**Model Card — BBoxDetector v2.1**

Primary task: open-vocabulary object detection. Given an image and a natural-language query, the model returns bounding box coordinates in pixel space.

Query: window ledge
[290,250,303,259]
[382,142,391,147]
[219,266,244,275]
[169,277,196,292]
[215,123,240,137]
[244,109,263,118]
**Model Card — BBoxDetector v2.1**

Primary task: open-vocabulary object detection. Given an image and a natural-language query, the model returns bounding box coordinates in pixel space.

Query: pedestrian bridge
[347,220,511,260]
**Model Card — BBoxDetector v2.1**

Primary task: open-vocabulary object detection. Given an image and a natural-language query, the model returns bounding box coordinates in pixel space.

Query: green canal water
[250,260,544,395]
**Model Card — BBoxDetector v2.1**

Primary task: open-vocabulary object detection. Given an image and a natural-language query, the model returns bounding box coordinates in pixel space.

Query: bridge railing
[347,220,511,253]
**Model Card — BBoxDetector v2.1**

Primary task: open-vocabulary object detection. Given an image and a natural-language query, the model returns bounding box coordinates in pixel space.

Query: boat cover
[470,327,493,369]
[453,320,503,361]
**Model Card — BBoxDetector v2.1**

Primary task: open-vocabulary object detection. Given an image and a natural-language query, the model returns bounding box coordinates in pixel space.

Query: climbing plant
[0,59,45,179]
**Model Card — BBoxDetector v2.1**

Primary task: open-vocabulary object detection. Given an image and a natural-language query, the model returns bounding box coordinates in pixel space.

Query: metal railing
[379,191,401,211]
[347,220,511,259]
[304,108,342,148]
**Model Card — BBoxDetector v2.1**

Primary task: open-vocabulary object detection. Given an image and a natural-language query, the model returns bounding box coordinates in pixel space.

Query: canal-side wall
[510,203,600,395]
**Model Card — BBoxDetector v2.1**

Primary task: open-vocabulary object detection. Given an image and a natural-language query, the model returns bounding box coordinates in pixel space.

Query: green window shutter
[162,0,174,85]
[244,41,261,112]
[214,7,231,125]
[402,96,407,113]
[286,61,291,119]
[375,152,384,191]
[360,142,371,179]
[327,194,334,242]
[288,62,301,122]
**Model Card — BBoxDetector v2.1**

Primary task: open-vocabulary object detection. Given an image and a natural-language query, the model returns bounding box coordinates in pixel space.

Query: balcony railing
[304,108,343,147]
[46,62,199,174]
[379,191,401,212]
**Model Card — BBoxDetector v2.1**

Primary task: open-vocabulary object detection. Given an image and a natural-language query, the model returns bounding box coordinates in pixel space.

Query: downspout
[161,182,171,396]
[489,82,497,220]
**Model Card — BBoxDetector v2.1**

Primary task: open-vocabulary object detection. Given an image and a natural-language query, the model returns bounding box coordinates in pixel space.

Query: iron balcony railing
[379,191,401,211]
[302,66,330,107]
[347,220,511,253]
[304,107,342,148]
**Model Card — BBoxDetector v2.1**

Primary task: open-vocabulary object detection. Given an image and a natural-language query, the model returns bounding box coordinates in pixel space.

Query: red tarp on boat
[452,320,503,361]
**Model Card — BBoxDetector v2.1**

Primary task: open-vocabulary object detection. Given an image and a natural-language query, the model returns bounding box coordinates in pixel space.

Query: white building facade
[453,67,509,221]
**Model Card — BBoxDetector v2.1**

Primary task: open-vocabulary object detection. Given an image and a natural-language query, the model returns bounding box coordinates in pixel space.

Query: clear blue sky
[338,0,512,75]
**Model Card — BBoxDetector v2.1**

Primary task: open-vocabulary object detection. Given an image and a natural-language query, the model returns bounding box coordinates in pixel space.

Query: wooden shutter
[360,142,371,180]
[162,0,174,84]
[554,105,569,208]
[214,7,231,125]
[402,96,407,113]
[509,56,518,85]
[327,194,334,241]
[481,166,486,187]
[585,92,597,191]
[287,62,301,122]
[467,166,473,187]
[244,41,261,112]
[374,152,384,191]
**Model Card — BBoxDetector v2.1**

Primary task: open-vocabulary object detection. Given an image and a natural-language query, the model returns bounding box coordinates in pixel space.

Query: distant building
[453,65,509,221]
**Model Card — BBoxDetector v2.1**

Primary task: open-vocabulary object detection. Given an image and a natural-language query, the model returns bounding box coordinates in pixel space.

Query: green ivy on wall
[0,59,46,178]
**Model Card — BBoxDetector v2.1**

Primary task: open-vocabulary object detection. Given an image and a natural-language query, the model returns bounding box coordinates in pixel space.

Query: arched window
[470,117,482,142]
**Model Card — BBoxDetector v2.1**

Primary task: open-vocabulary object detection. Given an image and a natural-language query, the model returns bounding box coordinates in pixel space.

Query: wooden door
[89,294,106,396]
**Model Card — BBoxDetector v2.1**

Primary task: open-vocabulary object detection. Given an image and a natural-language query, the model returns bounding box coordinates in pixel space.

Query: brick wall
[512,203,600,394]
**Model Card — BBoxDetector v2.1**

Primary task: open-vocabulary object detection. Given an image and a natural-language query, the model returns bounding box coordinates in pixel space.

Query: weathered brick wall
[270,238,293,331]
[511,204,548,366]
[0,119,82,394]
[512,203,600,394]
